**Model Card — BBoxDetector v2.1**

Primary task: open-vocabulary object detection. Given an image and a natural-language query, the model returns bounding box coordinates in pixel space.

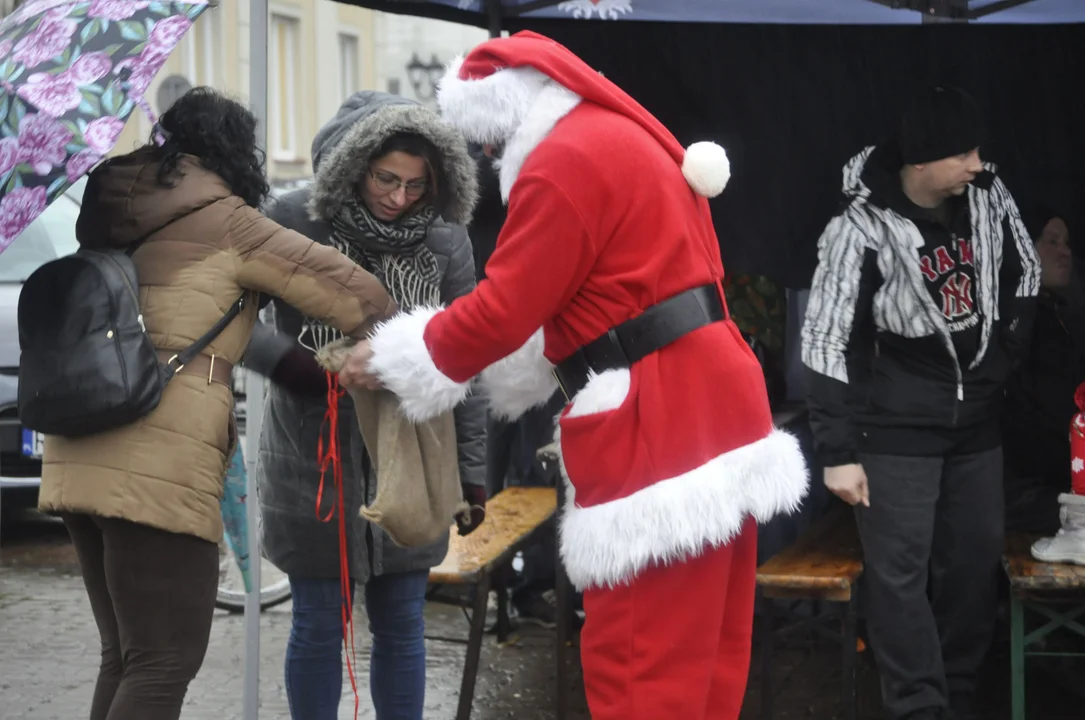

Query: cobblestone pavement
[0,512,589,720]
[3,510,1081,720]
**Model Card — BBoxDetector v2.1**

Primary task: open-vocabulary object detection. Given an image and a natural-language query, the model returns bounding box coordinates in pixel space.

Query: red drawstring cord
[316,370,359,719]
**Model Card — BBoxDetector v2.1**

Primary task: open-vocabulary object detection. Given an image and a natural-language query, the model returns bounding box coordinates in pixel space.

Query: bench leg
[457,571,492,720]
[842,594,859,720]
[495,565,512,643]
[761,594,774,720]
[555,537,571,720]
[1010,593,1026,720]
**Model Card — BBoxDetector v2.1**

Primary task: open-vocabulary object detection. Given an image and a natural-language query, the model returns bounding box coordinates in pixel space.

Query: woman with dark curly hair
[37,87,396,720]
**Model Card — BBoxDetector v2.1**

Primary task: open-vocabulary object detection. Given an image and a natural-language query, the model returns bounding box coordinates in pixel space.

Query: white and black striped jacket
[801,145,1041,465]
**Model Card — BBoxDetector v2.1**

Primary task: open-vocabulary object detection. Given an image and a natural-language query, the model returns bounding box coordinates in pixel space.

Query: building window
[269,13,299,160]
[183,6,220,87]
[338,33,359,103]
[199,6,221,87]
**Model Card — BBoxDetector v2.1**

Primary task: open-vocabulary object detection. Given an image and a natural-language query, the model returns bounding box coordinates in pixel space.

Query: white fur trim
[479,329,559,422]
[558,429,809,590]
[495,82,581,202]
[682,141,731,198]
[437,57,552,146]
[437,58,581,202]
[366,306,471,423]
[566,369,630,419]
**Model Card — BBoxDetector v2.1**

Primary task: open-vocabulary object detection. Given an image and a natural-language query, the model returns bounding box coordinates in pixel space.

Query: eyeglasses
[369,169,428,198]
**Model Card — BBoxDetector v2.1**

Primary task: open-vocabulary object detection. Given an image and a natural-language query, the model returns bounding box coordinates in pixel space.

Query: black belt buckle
[552,347,595,402]
[552,367,571,402]
[552,283,724,403]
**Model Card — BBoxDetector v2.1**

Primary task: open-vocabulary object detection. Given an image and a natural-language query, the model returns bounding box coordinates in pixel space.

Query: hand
[338,339,382,391]
[456,484,487,536]
[824,463,870,507]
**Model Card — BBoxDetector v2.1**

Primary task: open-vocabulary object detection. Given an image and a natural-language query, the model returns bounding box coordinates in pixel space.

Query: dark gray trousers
[63,513,218,720]
[855,448,1004,720]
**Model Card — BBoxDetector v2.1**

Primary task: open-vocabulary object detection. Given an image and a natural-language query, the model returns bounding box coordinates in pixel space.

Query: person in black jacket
[1003,208,1084,536]
[801,87,1041,720]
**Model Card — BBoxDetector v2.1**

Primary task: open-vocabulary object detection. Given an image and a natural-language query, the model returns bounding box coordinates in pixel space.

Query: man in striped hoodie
[802,86,1040,720]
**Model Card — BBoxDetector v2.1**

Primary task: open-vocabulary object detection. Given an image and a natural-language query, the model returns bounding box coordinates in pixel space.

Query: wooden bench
[426,485,557,720]
[755,504,864,720]
[1002,532,1085,720]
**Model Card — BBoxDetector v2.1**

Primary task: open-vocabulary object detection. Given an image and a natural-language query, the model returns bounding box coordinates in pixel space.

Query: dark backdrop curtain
[503,20,1085,289]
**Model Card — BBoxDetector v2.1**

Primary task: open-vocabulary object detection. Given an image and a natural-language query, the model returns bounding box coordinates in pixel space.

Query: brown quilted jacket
[37,151,396,543]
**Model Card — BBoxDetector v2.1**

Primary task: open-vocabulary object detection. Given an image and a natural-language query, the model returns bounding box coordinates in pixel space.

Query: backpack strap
[164,294,247,375]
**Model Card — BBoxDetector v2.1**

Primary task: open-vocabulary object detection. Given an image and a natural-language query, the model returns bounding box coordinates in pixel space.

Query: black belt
[553,283,726,401]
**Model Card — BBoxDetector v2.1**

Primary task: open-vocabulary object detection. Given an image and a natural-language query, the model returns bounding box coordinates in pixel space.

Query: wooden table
[427,487,557,720]
[755,505,863,720]
[1002,533,1085,720]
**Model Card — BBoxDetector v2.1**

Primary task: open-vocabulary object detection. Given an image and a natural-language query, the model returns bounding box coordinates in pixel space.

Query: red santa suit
[364,31,809,720]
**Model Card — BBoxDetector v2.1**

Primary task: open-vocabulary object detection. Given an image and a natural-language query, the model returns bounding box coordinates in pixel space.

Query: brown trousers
[63,513,218,720]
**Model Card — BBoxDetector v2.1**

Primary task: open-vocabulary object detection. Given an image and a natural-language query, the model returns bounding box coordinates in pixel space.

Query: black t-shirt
[915,199,982,367]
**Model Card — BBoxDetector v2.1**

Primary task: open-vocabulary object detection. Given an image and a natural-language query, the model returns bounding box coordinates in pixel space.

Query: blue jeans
[285,570,429,720]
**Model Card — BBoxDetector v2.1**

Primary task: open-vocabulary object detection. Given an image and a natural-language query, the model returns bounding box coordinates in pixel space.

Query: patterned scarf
[297,200,440,352]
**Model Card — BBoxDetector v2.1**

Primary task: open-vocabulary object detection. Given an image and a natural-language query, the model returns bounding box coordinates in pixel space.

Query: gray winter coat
[246,92,484,582]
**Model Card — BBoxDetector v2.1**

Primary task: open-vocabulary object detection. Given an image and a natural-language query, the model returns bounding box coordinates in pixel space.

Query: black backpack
[17,238,244,438]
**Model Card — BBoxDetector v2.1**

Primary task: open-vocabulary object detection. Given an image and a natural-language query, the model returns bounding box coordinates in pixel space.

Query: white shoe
[1030,493,1085,565]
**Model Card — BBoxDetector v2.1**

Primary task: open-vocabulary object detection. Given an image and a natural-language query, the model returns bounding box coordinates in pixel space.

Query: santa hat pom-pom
[682,141,730,198]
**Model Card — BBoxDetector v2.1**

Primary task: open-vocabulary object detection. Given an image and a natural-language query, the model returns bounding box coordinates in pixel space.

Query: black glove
[456,483,487,536]
[269,345,329,399]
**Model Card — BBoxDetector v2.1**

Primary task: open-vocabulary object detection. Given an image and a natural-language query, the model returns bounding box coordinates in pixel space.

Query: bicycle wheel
[216,535,292,612]
[215,434,291,612]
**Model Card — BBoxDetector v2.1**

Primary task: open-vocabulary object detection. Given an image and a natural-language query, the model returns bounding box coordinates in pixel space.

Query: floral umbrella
[0,0,209,252]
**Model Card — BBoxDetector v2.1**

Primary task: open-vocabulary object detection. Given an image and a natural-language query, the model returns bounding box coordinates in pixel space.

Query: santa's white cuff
[480,329,559,422]
[367,306,470,423]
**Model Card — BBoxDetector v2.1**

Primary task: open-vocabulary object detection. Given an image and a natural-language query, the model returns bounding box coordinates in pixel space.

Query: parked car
[0,178,86,509]
[0,176,252,509]
[267,176,311,202]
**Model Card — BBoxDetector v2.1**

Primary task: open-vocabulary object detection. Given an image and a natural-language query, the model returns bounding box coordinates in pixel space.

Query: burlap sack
[316,338,473,548]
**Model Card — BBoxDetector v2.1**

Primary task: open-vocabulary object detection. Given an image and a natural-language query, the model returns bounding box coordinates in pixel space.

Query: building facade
[115,1,486,182]
[2,0,487,182]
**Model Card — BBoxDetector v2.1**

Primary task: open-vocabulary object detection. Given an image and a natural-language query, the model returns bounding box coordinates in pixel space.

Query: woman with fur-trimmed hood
[243,92,483,720]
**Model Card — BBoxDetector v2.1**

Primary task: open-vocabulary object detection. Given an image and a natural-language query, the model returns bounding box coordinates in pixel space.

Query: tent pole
[486,0,501,38]
[244,1,269,719]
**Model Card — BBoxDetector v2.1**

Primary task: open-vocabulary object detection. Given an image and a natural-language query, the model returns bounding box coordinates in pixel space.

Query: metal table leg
[842,593,859,720]
[761,594,774,720]
[1010,594,1026,720]
[555,464,569,720]
[495,564,512,644]
[457,571,493,720]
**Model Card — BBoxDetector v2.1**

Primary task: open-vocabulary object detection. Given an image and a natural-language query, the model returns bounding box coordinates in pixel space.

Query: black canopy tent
[322,0,1085,617]
[332,1,1084,288]
[336,0,1085,33]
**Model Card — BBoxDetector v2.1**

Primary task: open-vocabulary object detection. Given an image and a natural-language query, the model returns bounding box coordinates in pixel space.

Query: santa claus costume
[363,31,809,720]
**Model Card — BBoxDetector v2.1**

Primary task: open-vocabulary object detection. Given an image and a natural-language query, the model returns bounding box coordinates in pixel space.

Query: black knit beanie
[1022,203,1062,243]
[898,86,986,165]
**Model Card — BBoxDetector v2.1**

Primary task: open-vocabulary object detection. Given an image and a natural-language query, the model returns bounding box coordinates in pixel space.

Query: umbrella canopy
[222,441,254,594]
[333,0,1085,26]
[0,0,210,252]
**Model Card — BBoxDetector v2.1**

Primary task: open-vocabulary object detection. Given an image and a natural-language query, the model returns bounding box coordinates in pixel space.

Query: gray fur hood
[307,91,478,226]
